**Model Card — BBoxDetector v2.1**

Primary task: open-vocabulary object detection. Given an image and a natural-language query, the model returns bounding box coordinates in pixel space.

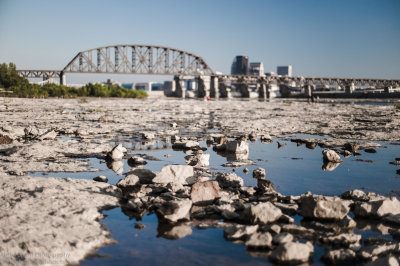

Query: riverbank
[0,97,399,265]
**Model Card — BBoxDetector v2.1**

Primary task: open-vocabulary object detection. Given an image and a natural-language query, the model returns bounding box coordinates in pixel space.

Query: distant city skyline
[0,0,399,84]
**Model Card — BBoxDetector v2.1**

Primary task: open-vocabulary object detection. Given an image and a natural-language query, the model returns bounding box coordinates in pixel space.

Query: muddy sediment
[0,97,399,265]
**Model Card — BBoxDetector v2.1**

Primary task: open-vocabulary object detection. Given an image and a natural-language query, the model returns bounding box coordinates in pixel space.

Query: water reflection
[106,160,124,175]
[322,161,341,171]
[157,222,193,240]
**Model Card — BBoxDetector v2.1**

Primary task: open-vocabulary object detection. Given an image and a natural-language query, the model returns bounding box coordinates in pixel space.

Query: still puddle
[30,135,400,265]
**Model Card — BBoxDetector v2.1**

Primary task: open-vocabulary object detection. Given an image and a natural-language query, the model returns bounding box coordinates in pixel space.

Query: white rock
[244,232,272,248]
[272,232,294,245]
[354,197,400,218]
[184,153,210,167]
[242,202,282,225]
[141,131,155,140]
[270,241,314,264]
[117,174,140,188]
[300,195,350,220]
[38,130,58,140]
[190,181,221,205]
[108,144,127,160]
[226,140,249,154]
[152,165,194,185]
[322,149,343,162]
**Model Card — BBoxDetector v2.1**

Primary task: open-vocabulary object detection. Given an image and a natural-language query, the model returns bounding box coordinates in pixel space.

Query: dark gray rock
[93,175,108,183]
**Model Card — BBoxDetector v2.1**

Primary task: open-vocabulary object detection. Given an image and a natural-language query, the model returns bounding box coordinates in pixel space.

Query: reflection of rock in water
[106,160,124,175]
[157,222,193,240]
[226,152,249,161]
[305,142,317,149]
[322,161,341,171]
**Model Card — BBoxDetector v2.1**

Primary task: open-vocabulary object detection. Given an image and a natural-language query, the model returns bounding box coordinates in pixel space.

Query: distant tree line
[0,63,148,98]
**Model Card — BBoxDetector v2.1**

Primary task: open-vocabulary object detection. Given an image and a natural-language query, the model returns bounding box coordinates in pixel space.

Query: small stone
[134,223,146,229]
[141,132,155,140]
[241,202,282,225]
[107,144,127,160]
[320,233,362,247]
[341,189,369,201]
[299,195,350,220]
[353,197,400,218]
[272,232,294,245]
[184,153,210,167]
[38,130,57,140]
[260,134,273,143]
[245,232,273,248]
[129,168,156,184]
[183,140,200,150]
[257,179,274,192]
[152,165,194,185]
[322,149,343,163]
[93,175,108,183]
[117,174,139,189]
[127,156,147,166]
[270,241,314,264]
[190,181,221,205]
[252,167,266,179]
[243,168,249,173]
[364,256,399,266]
[215,172,244,188]
[264,224,281,235]
[364,148,377,153]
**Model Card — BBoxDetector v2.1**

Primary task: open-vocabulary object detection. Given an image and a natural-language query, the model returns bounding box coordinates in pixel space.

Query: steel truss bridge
[17,44,400,96]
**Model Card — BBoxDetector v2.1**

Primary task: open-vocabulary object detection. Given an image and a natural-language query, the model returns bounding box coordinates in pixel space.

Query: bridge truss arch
[62,44,214,76]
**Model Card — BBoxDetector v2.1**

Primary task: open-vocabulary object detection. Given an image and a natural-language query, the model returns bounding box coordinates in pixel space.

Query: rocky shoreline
[0,97,399,265]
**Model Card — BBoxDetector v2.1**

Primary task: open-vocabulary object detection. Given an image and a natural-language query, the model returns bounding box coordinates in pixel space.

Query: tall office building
[277,65,293,77]
[231,56,249,75]
[249,62,264,76]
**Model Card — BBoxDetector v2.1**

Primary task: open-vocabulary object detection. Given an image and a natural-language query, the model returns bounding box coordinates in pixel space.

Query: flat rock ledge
[0,172,121,265]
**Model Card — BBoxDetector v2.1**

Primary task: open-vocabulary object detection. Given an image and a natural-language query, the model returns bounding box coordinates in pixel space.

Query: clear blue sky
[0,0,399,83]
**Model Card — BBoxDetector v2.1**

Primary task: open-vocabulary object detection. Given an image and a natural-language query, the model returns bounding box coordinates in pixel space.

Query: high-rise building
[231,56,249,75]
[249,62,264,76]
[277,65,292,77]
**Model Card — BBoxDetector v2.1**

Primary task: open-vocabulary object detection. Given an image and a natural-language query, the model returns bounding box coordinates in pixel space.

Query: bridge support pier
[345,82,355,94]
[197,76,211,98]
[384,86,393,94]
[279,85,290,97]
[60,72,66,86]
[258,83,268,100]
[304,84,312,98]
[210,76,219,99]
[219,82,228,98]
[239,84,250,98]
[174,76,186,98]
